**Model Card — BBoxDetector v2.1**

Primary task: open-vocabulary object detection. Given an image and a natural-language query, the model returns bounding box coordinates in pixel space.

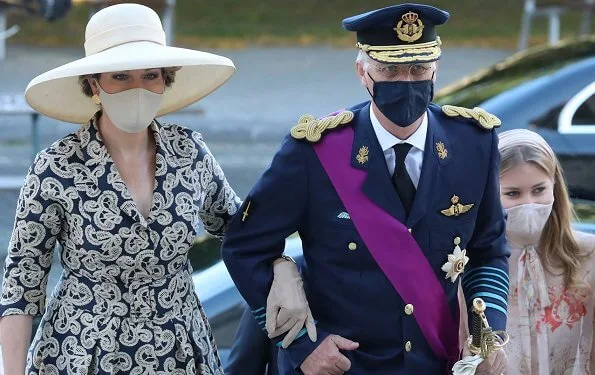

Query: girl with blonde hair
[498,129,595,374]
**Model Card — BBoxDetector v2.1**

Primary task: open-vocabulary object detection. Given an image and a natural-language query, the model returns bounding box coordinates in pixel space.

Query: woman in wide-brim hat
[0,3,240,374]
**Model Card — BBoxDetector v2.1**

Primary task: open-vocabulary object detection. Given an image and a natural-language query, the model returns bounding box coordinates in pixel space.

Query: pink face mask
[505,202,553,247]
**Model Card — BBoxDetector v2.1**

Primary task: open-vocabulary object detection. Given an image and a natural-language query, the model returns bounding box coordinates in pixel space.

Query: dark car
[434,36,595,200]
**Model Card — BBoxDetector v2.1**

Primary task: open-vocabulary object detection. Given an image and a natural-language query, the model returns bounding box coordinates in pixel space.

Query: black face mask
[367,73,434,127]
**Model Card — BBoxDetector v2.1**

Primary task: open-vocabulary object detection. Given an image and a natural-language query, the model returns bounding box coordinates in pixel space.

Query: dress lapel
[148,120,174,223]
[84,116,173,226]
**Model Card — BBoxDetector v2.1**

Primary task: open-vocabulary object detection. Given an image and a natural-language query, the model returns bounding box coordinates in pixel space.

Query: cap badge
[394,11,424,43]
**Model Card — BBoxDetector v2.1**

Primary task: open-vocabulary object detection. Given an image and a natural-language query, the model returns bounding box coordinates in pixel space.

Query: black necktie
[392,143,416,217]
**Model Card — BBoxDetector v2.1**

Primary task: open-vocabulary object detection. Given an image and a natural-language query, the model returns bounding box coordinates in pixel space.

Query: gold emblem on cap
[436,141,447,159]
[394,11,424,43]
[440,195,474,217]
[356,146,369,164]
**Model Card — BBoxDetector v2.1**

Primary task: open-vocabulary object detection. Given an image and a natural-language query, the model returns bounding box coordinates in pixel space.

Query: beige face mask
[505,202,553,247]
[97,81,164,133]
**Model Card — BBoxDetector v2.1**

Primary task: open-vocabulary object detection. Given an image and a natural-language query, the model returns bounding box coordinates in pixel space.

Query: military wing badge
[440,195,474,217]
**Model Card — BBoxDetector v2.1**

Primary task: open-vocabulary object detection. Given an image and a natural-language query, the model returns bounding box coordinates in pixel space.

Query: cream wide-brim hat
[25,3,236,124]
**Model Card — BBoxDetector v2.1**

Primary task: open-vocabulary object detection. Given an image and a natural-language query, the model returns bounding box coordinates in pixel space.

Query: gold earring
[91,94,101,105]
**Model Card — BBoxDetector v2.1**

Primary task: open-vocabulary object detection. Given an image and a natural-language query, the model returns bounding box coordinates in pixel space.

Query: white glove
[265,258,317,348]
[452,354,483,375]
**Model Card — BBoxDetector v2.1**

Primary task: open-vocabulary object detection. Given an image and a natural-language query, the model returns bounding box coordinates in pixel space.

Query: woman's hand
[266,257,317,348]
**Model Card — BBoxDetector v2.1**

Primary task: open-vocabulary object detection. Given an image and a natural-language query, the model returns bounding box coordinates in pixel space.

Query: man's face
[357,59,438,93]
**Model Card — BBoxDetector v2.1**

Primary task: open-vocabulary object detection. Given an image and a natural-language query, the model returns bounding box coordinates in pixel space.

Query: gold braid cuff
[442,105,502,130]
[290,111,355,143]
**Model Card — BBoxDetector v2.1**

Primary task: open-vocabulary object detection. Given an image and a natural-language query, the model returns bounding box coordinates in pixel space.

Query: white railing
[0,8,20,60]
[518,0,594,50]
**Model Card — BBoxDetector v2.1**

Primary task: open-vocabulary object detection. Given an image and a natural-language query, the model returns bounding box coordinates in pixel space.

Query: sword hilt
[470,299,483,349]
[468,298,509,358]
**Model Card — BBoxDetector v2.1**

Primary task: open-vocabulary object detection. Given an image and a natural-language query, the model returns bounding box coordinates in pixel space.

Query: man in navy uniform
[222,3,510,374]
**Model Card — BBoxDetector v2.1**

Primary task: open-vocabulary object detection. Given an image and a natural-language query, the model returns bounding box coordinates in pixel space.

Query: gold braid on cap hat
[357,37,442,63]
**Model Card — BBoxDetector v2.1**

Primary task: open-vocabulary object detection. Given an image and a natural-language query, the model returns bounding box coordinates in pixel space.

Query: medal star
[441,245,469,283]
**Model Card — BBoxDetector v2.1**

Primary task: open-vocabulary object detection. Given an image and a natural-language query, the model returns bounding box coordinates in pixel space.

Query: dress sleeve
[0,152,64,316]
[191,132,241,236]
[571,231,595,373]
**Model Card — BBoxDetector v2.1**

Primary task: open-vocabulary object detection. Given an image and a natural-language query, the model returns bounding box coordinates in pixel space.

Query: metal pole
[518,0,535,51]
[548,9,561,45]
[162,0,176,45]
[581,0,594,35]
[0,8,6,61]
[31,113,40,160]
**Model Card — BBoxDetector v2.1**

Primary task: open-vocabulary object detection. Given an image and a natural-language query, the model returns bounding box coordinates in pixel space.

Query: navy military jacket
[225,303,278,375]
[222,102,510,374]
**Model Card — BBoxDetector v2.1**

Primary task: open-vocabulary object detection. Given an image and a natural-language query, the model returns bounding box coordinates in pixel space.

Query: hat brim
[25,41,235,124]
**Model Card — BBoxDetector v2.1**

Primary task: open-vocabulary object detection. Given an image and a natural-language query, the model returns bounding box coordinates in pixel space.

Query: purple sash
[312,126,460,364]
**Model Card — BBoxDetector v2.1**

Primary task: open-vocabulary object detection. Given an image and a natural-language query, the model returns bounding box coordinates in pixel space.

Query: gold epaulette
[290,111,355,143]
[441,105,501,130]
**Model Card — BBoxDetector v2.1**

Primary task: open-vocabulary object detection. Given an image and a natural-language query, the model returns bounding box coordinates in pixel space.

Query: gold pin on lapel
[440,195,474,217]
[356,146,369,164]
[436,141,448,160]
[242,201,251,222]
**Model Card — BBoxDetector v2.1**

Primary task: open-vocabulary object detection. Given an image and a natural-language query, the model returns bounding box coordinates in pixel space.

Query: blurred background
[1,0,594,364]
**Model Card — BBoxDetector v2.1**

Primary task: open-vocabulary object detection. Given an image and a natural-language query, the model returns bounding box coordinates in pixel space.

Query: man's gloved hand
[265,257,317,348]
[455,337,507,375]
[475,348,507,375]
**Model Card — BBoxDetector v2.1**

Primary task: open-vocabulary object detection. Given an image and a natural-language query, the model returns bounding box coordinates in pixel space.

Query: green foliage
[574,203,595,223]
[6,0,589,48]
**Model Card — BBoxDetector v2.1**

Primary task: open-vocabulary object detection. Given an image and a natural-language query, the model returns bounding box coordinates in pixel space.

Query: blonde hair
[499,130,588,290]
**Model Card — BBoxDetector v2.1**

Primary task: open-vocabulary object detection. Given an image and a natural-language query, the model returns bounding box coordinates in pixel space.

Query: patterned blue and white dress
[0,116,241,374]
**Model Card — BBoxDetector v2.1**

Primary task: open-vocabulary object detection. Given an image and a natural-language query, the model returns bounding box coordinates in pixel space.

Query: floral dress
[505,231,595,374]
[0,117,241,374]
